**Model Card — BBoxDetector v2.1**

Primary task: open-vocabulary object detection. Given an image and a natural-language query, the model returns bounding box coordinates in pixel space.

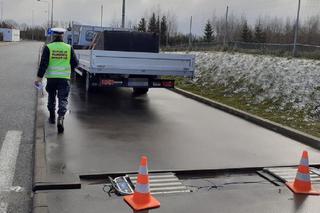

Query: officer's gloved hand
[34,77,44,90]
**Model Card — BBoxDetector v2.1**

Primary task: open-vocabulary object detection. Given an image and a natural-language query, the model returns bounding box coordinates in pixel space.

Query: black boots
[49,112,64,134]
[57,116,64,134]
[49,111,56,124]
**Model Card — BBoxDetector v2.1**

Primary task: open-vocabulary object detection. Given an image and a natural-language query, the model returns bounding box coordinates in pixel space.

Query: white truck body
[71,24,195,93]
[76,50,195,77]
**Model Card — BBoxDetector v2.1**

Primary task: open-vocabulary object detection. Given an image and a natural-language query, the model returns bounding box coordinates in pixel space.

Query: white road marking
[0,203,7,213]
[0,131,22,213]
[0,186,24,193]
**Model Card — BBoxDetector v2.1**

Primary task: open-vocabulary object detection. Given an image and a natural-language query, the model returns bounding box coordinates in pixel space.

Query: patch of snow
[178,51,320,112]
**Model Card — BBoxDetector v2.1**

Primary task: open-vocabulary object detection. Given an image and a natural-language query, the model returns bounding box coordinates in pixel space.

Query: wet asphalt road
[0,42,43,213]
[1,42,320,213]
[41,60,320,213]
[43,75,320,178]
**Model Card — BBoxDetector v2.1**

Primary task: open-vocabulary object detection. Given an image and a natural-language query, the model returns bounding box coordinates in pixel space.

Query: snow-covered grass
[193,51,320,111]
[175,51,320,137]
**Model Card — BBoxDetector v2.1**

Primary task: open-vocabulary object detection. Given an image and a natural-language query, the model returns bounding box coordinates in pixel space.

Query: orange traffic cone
[285,151,320,195]
[124,156,160,211]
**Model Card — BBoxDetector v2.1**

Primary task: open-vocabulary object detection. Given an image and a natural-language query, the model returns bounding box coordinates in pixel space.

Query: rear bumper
[98,78,175,88]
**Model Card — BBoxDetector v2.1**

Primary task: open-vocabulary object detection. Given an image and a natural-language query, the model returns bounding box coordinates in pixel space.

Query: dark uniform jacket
[37,37,79,78]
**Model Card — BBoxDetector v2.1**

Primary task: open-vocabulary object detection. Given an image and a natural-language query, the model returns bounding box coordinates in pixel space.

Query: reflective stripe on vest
[45,42,72,79]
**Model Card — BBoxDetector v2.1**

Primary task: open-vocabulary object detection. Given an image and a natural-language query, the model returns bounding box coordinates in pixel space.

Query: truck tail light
[161,81,175,88]
[101,79,115,86]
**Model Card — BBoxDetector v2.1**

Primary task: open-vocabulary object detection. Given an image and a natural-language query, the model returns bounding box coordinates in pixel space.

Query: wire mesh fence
[163,41,320,59]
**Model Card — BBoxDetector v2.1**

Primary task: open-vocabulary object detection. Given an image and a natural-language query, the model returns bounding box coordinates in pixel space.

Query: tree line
[134,12,183,46]
[134,12,320,47]
[136,13,168,46]
[0,20,46,41]
[0,20,71,41]
[203,14,320,45]
[2,10,320,46]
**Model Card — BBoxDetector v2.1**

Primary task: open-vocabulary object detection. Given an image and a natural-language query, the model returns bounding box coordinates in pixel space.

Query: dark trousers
[46,78,70,117]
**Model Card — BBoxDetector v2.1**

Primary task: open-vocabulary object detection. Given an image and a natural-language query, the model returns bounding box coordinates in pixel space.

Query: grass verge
[175,77,320,138]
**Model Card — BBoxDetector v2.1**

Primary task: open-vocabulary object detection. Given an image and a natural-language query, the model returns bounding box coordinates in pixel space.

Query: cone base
[124,194,160,211]
[286,182,320,195]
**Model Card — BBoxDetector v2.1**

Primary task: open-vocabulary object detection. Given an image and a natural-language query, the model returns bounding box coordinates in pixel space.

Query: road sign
[47,28,53,36]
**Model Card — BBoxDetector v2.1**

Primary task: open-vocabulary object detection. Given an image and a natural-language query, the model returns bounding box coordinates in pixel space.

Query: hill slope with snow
[189,51,320,114]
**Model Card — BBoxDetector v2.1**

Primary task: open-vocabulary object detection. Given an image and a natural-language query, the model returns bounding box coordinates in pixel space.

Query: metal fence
[233,42,320,54]
[163,41,320,59]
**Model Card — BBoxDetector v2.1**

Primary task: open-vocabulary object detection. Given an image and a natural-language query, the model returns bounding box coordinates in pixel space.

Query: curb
[33,91,49,213]
[32,92,81,191]
[32,91,81,213]
[33,192,49,213]
[33,92,48,188]
[171,87,320,150]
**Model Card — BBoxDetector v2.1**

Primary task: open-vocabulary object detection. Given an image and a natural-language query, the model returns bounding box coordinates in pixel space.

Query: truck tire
[133,88,149,95]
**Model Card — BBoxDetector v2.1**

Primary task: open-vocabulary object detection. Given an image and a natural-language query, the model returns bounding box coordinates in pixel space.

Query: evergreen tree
[204,20,214,42]
[241,21,252,42]
[138,18,147,32]
[156,15,160,33]
[0,21,14,29]
[160,16,168,46]
[148,13,158,33]
[254,23,266,43]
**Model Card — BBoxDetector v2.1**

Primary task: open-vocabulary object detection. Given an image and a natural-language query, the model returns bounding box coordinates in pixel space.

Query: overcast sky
[1,0,320,35]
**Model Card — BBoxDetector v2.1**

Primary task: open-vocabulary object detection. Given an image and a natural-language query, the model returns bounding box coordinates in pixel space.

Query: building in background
[0,28,20,42]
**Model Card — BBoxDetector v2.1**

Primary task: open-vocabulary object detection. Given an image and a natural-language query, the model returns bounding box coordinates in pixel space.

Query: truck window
[85,31,95,42]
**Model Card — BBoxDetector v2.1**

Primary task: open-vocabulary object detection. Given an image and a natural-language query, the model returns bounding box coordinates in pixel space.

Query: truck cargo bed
[76,50,195,77]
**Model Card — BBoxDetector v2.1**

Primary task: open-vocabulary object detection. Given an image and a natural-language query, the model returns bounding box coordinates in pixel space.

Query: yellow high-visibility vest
[45,42,72,79]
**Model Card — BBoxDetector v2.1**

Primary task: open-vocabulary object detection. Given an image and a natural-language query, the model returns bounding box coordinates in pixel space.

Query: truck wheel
[133,88,149,95]
[86,73,97,93]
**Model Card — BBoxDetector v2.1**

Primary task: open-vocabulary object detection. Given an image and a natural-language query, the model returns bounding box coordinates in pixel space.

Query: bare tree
[301,15,320,44]
[165,10,178,37]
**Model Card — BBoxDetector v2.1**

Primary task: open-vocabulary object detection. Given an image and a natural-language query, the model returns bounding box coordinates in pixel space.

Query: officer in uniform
[35,28,79,133]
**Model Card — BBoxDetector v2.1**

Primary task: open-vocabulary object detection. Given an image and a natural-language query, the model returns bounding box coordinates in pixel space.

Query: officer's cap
[51,28,67,35]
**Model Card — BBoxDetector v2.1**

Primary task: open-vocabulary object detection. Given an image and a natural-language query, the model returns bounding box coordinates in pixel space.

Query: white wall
[11,29,20,42]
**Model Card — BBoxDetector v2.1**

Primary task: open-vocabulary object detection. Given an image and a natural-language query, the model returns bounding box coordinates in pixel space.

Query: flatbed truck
[71,25,195,94]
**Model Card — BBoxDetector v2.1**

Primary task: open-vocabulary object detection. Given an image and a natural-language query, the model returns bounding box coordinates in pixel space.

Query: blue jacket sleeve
[70,47,79,71]
[37,46,50,78]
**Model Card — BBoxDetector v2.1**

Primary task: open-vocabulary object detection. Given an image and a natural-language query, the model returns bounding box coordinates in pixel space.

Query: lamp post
[0,1,3,22]
[293,0,301,57]
[51,0,53,28]
[101,5,103,27]
[224,6,229,47]
[37,0,50,29]
[121,0,125,28]
[188,16,192,50]
[32,10,34,40]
